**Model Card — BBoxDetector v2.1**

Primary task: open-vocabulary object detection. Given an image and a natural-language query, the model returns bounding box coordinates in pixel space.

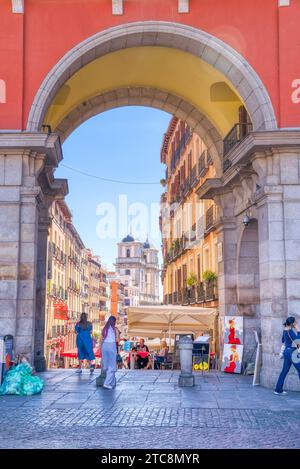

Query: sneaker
[274,391,287,395]
[75,369,82,374]
[103,384,113,390]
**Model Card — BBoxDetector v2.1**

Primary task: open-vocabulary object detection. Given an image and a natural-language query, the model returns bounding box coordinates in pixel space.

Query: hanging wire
[60,163,161,185]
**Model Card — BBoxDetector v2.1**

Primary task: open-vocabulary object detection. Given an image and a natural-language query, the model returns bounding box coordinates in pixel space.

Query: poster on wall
[224,316,243,345]
[221,344,243,374]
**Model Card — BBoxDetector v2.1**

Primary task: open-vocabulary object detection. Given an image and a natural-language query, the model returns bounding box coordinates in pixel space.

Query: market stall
[126,305,218,355]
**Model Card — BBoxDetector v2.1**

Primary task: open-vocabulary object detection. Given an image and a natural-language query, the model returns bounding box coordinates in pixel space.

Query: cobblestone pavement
[0,370,299,449]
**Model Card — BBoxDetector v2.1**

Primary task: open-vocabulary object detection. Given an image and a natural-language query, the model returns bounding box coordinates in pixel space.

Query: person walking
[101,315,119,390]
[274,316,300,395]
[75,313,95,373]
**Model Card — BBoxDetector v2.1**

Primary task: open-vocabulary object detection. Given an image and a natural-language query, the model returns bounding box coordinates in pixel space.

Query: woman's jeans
[102,342,117,388]
[275,347,300,393]
[154,356,165,369]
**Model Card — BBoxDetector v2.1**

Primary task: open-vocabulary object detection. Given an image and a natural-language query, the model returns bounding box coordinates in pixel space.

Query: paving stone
[0,369,299,449]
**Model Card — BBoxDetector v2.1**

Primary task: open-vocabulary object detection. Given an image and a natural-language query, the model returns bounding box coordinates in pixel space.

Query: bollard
[130,352,135,370]
[178,336,195,387]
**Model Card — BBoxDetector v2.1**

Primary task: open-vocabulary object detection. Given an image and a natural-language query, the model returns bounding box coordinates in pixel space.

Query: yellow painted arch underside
[44,47,243,137]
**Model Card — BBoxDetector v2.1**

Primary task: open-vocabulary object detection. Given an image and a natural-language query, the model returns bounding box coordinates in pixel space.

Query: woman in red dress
[227,319,241,344]
[224,345,239,373]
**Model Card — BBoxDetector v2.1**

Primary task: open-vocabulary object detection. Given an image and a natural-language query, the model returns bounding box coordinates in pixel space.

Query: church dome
[122,234,135,243]
[143,238,150,249]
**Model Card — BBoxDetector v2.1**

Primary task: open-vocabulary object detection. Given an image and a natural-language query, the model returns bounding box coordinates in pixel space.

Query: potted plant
[187,273,197,287]
[202,270,217,282]
[202,271,217,300]
[160,178,167,187]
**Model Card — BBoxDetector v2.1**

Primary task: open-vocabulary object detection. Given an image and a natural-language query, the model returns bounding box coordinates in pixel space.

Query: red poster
[54,303,69,320]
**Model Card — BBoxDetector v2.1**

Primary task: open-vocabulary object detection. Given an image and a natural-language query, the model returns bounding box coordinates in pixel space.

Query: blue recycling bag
[0,362,44,396]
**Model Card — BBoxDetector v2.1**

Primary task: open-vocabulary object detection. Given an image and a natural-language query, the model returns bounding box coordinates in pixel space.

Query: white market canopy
[126,305,218,339]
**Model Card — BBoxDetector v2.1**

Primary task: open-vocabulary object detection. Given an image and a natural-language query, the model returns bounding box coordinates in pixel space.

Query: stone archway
[0,21,280,374]
[27,22,277,134]
[54,86,224,177]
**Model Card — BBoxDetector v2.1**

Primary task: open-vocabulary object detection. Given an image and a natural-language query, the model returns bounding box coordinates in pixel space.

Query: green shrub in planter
[202,270,217,282]
[187,273,197,287]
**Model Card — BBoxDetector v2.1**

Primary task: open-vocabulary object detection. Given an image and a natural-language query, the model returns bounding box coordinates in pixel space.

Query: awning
[60,348,101,358]
[126,305,218,341]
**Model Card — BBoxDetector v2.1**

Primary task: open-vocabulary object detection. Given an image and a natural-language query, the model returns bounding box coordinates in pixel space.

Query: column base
[260,366,300,391]
[178,373,195,387]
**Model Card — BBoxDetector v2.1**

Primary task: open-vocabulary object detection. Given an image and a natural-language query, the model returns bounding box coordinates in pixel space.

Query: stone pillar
[34,201,52,371]
[252,150,300,390]
[214,191,238,357]
[0,133,66,367]
[0,150,43,363]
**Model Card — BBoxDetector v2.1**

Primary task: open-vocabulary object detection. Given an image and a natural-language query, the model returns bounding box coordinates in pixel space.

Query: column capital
[0,132,62,168]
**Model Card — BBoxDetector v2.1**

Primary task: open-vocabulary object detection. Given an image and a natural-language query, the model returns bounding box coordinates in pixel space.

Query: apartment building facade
[45,200,109,368]
[160,117,219,308]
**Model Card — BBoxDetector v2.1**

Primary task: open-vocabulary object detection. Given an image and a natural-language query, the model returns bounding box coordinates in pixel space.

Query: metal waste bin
[0,335,14,386]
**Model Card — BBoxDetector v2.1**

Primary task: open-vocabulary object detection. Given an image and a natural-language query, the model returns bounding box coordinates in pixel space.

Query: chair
[161,353,173,370]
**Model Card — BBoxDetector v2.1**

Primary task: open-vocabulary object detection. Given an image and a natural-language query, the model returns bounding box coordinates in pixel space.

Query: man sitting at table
[136,338,150,369]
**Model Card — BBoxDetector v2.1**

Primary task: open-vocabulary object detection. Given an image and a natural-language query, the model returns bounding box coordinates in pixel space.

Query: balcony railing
[164,280,218,306]
[165,235,189,264]
[205,280,218,301]
[170,127,193,172]
[190,165,197,188]
[173,291,178,305]
[197,282,205,303]
[223,122,253,158]
[198,150,208,177]
[205,206,218,233]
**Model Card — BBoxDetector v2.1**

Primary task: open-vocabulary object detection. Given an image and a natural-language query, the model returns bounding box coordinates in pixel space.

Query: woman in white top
[101,315,119,389]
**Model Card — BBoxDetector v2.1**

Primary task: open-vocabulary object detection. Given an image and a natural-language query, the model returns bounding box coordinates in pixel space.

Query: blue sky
[56,106,171,271]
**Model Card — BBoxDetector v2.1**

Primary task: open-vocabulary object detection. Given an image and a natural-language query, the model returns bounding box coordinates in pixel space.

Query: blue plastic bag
[0,362,44,396]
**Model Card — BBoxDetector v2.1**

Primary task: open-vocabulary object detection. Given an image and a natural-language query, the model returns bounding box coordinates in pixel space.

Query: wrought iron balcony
[223,122,253,158]
[190,165,198,189]
[197,282,205,303]
[205,279,218,301]
[205,205,218,233]
[173,291,178,305]
[198,150,208,177]
[182,287,189,305]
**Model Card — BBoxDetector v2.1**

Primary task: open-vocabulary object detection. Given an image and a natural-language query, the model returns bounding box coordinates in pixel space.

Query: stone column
[0,150,43,363]
[34,200,52,371]
[0,133,66,366]
[252,149,300,390]
[214,191,238,357]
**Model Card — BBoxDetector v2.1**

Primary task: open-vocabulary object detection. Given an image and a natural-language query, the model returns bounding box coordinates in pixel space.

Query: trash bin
[0,335,14,386]
[193,336,210,373]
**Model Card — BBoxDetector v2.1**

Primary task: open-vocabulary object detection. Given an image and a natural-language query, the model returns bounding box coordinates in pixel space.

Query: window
[125,269,130,276]
[126,249,130,258]
[197,255,201,281]
[204,247,210,272]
